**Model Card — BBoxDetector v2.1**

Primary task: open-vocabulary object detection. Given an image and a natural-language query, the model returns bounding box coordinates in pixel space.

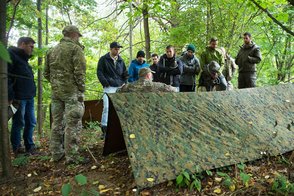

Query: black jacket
[150,63,159,82]
[157,54,183,87]
[8,46,36,100]
[97,52,128,87]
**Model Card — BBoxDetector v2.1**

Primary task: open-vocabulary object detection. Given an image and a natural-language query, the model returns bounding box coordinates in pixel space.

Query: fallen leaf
[229,184,236,191]
[27,173,32,177]
[33,171,38,176]
[225,152,230,157]
[213,187,222,194]
[91,165,97,170]
[167,181,173,187]
[33,186,42,192]
[285,100,290,103]
[129,134,136,139]
[100,189,111,193]
[147,178,154,182]
[215,177,222,182]
[92,181,99,185]
[264,175,270,179]
[98,185,105,190]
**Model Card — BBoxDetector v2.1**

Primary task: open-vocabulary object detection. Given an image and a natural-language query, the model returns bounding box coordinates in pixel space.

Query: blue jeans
[101,87,119,127]
[11,98,36,151]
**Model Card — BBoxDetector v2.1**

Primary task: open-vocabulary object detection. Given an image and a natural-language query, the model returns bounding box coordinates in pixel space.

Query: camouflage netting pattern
[107,83,294,188]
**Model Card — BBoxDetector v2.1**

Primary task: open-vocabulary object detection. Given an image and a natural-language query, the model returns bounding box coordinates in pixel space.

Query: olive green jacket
[235,42,261,73]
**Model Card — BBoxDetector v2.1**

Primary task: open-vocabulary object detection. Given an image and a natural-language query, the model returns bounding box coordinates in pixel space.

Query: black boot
[100,126,107,140]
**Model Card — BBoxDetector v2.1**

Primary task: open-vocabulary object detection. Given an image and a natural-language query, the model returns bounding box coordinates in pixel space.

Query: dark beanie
[136,50,145,58]
[187,44,196,52]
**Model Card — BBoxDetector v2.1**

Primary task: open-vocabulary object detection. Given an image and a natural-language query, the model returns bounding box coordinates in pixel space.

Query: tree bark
[250,0,294,36]
[142,0,151,61]
[37,0,43,137]
[0,0,13,178]
[129,1,133,63]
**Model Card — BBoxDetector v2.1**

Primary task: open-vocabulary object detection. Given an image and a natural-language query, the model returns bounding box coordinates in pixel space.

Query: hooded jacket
[128,59,149,82]
[8,46,36,100]
[235,42,261,73]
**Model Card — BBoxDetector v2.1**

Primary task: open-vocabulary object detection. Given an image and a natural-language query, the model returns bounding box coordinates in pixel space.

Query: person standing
[157,45,183,92]
[235,32,262,89]
[149,53,160,82]
[8,37,37,156]
[220,47,237,90]
[179,44,201,92]
[199,37,227,91]
[44,25,87,164]
[97,42,128,139]
[128,50,149,82]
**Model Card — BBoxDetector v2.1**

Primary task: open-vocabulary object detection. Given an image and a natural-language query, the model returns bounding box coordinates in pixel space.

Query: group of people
[7,24,262,164]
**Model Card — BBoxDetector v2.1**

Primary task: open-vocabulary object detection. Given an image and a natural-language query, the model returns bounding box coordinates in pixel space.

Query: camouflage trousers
[50,97,84,162]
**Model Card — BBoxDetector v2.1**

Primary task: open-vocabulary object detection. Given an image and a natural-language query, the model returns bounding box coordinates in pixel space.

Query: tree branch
[6,0,21,39]
[250,0,294,36]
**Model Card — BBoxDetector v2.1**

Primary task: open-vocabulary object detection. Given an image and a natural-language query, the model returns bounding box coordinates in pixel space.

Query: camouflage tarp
[103,84,294,189]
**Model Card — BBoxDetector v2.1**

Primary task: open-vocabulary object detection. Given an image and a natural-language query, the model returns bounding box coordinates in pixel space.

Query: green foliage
[217,171,234,188]
[271,175,294,194]
[61,183,71,196]
[75,174,87,185]
[0,42,12,63]
[12,155,30,167]
[85,121,100,130]
[176,169,202,192]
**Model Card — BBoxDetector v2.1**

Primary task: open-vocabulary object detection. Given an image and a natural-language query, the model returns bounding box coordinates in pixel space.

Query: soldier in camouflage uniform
[44,25,86,164]
[198,37,227,91]
[117,67,177,92]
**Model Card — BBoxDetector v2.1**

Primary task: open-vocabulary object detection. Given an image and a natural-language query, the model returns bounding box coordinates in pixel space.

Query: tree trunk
[0,0,13,178]
[37,0,43,137]
[129,1,133,63]
[142,1,151,61]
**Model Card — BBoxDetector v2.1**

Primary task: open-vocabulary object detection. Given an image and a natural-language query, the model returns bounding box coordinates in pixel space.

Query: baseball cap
[139,67,155,78]
[62,25,82,36]
[110,42,123,48]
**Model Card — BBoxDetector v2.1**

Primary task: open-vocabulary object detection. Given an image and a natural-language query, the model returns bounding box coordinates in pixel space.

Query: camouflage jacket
[117,78,177,92]
[235,42,261,73]
[200,46,224,73]
[222,54,237,81]
[44,37,86,99]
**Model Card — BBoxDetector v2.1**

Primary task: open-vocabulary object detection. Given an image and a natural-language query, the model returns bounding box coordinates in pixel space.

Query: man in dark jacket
[235,32,262,89]
[8,37,37,155]
[149,53,159,82]
[97,42,128,139]
[157,45,183,92]
[179,44,200,92]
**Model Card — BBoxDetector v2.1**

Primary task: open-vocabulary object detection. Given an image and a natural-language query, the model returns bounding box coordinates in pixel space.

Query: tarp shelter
[103,84,294,189]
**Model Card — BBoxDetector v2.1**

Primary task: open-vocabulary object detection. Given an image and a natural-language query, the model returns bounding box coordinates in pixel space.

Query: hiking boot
[26,147,40,156]
[13,147,26,156]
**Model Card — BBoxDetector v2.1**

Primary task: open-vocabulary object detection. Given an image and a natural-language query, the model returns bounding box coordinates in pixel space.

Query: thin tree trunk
[129,1,133,63]
[0,0,13,178]
[142,0,151,61]
[46,5,49,45]
[37,0,43,137]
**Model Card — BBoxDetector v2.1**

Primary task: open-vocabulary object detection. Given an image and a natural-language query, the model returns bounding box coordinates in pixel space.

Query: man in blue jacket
[128,50,149,82]
[97,42,128,139]
[8,37,37,156]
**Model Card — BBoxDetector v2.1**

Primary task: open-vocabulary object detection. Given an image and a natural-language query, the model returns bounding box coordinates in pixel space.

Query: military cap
[139,67,155,78]
[62,25,82,36]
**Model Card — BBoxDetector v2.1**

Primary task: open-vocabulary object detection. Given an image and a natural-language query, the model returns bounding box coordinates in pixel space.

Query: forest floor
[0,127,294,196]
